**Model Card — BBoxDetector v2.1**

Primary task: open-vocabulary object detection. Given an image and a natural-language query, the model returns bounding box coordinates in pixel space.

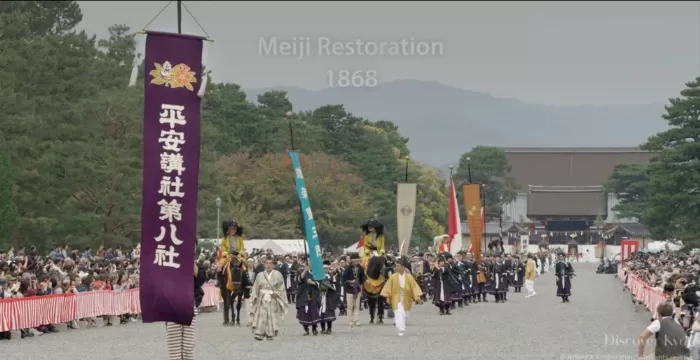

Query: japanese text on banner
[289,151,324,280]
[154,104,188,269]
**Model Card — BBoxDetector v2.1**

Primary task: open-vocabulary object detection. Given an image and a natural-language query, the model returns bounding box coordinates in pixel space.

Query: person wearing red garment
[438,235,451,254]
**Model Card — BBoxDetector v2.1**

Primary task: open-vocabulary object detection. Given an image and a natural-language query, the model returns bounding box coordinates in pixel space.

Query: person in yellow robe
[525,253,537,298]
[218,220,247,262]
[380,256,422,337]
[360,219,386,265]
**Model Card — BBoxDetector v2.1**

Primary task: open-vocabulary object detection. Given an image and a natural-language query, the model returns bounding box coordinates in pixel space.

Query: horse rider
[218,220,247,262]
[361,219,386,265]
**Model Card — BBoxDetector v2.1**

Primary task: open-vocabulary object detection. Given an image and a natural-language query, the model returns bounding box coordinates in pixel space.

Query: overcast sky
[78,1,699,106]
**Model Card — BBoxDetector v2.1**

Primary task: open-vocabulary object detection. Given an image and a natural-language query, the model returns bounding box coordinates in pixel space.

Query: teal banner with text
[288,151,324,280]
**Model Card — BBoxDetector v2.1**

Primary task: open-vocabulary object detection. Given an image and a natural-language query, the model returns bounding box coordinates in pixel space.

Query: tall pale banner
[462,184,483,263]
[396,183,417,256]
[520,235,529,254]
[447,177,463,254]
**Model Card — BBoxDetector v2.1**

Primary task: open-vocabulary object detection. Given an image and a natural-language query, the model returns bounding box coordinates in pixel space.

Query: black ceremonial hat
[222,220,243,236]
[322,259,331,266]
[349,252,360,260]
[397,256,411,268]
[361,219,384,235]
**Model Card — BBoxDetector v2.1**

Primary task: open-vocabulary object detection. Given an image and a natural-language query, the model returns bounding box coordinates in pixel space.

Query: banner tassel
[197,41,210,98]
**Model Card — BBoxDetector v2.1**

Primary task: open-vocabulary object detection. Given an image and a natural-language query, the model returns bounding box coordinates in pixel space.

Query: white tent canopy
[344,239,362,253]
[647,240,682,252]
[246,239,308,255]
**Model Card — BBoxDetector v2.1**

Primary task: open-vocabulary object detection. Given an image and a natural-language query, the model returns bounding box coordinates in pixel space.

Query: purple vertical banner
[141,31,203,326]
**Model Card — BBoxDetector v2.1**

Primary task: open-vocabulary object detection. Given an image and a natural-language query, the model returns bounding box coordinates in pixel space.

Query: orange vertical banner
[462,184,483,263]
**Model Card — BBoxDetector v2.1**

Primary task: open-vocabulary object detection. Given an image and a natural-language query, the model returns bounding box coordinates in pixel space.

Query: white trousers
[525,279,535,296]
[394,303,408,333]
[347,293,361,324]
[244,298,254,325]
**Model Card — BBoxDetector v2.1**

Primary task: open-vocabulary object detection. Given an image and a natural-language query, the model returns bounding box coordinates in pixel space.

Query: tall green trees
[606,77,700,246]
[605,163,649,220]
[642,78,700,244]
[453,146,518,221]
[1,0,449,250]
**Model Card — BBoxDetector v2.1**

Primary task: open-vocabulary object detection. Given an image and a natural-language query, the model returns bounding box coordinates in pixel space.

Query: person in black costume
[555,253,574,303]
[453,252,470,307]
[440,253,461,310]
[463,253,478,303]
[510,256,525,293]
[296,257,322,336]
[318,260,338,334]
[503,254,513,300]
[490,253,509,303]
[432,256,455,315]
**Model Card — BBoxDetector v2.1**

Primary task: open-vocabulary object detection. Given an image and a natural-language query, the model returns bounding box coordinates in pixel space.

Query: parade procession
[209,217,575,342]
[175,169,576,353]
[21,1,700,359]
[129,27,576,358]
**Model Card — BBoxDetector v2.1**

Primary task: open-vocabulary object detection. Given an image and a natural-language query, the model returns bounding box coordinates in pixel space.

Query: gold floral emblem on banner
[149,61,197,91]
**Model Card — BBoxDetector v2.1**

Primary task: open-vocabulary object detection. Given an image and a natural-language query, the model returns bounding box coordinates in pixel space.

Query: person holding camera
[638,302,689,359]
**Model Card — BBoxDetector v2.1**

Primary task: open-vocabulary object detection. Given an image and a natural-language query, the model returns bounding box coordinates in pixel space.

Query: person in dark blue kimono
[432,256,454,315]
[443,253,463,310]
[490,254,509,303]
[509,256,525,293]
[279,255,298,304]
[475,259,488,303]
[555,253,574,303]
[463,253,478,303]
[454,252,470,307]
[319,260,337,334]
[502,254,513,301]
[296,258,322,336]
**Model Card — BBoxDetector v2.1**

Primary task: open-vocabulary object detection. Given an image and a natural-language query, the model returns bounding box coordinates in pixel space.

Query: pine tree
[642,77,700,245]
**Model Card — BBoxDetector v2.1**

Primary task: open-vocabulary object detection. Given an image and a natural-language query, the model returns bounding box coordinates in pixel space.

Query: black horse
[363,253,386,324]
[218,254,251,326]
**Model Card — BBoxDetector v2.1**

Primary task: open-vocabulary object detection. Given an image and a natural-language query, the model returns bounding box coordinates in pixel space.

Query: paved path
[3,263,652,360]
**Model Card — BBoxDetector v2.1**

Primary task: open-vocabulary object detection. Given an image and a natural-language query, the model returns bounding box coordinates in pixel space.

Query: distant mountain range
[245,80,667,171]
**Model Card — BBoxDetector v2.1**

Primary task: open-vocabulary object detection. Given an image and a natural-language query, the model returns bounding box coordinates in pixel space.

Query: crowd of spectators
[0,243,413,341]
[0,244,141,340]
[620,249,700,359]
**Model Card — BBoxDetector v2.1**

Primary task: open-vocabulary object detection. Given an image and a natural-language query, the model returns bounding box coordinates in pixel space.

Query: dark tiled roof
[505,147,656,190]
[603,222,651,237]
[461,222,527,236]
[527,186,606,217]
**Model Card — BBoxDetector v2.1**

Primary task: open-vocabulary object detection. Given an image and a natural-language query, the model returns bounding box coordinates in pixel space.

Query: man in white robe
[381,257,422,337]
[250,257,288,341]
